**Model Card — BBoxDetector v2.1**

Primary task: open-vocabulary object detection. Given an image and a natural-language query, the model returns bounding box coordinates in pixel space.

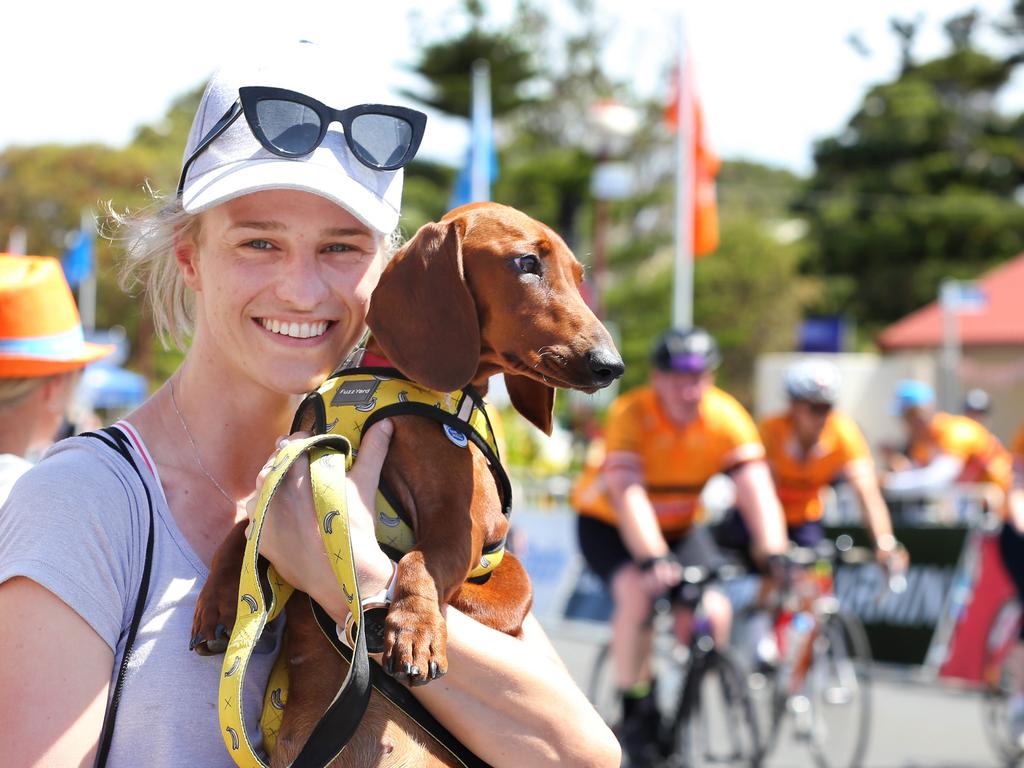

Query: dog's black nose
[586,347,625,387]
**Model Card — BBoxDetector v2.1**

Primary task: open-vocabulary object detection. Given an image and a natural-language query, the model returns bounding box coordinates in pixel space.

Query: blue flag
[62,225,94,288]
[450,60,498,209]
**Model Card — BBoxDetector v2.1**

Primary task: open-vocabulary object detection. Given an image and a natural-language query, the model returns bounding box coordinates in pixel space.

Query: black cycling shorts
[998,523,1024,640]
[711,507,824,571]
[576,515,728,587]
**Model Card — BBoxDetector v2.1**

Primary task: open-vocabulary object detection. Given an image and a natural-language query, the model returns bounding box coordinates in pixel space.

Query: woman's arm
[0,576,113,767]
[412,610,620,767]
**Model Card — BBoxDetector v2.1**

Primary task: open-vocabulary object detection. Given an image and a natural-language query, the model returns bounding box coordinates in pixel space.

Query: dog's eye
[513,254,541,275]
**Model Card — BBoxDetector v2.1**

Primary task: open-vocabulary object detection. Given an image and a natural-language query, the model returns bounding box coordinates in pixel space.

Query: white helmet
[785,359,840,405]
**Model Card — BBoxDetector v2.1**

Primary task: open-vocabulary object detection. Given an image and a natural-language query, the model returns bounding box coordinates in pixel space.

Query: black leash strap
[310,601,493,768]
[83,428,155,768]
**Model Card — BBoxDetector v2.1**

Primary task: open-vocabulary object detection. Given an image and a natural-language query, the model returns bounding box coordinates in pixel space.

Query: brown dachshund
[193,202,623,766]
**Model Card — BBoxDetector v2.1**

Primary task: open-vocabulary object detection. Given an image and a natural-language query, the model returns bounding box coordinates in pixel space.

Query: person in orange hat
[0,254,114,502]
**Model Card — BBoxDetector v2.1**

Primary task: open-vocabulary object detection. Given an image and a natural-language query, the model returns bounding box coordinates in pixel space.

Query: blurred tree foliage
[798,7,1024,339]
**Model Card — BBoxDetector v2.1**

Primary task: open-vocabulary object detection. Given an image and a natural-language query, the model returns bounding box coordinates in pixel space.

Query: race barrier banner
[938,530,1018,684]
[825,525,971,666]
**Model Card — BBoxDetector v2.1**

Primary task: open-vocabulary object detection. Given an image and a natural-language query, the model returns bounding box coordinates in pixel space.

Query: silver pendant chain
[169,378,236,508]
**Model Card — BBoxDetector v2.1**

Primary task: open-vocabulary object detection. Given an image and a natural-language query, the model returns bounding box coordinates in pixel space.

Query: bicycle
[741,536,877,768]
[587,562,763,767]
[982,592,1024,766]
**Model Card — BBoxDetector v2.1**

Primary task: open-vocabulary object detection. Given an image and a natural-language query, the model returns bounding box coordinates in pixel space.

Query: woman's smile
[256,317,337,341]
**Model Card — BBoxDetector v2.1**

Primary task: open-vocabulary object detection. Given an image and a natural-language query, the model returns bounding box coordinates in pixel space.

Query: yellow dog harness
[294,363,512,581]
[219,363,508,768]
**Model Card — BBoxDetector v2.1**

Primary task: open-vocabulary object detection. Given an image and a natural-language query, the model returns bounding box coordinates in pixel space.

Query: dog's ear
[504,372,555,435]
[367,219,480,392]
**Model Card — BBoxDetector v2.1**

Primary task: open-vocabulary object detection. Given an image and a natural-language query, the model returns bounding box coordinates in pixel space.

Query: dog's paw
[190,581,238,656]
[381,596,448,686]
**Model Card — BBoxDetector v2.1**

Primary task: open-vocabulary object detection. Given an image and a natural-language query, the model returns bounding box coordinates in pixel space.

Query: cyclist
[964,387,992,423]
[998,423,1024,745]
[881,379,1012,506]
[756,358,905,568]
[571,326,787,766]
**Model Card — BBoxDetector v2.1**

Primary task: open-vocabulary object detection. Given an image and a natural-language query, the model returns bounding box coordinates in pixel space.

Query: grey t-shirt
[0,423,281,766]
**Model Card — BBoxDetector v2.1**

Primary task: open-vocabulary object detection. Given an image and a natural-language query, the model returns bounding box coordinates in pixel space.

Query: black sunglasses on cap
[177,86,428,197]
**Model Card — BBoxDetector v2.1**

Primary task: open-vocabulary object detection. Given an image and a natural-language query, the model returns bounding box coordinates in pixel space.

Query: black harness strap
[361,401,513,520]
[309,601,493,768]
[82,428,155,768]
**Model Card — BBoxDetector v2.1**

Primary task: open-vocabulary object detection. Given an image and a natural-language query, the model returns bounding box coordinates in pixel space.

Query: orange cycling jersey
[759,411,871,527]
[1012,423,1024,460]
[910,412,1013,495]
[571,385,763,534]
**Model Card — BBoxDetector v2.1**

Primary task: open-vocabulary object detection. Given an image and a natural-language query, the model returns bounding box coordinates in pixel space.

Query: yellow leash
[219,433,367,768]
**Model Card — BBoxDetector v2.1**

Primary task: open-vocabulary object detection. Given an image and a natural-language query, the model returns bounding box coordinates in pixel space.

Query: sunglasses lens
[255,100,322,155]
[349,114,414,169]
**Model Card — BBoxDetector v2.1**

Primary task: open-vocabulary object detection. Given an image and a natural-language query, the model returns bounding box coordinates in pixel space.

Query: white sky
[3,0,1020,175]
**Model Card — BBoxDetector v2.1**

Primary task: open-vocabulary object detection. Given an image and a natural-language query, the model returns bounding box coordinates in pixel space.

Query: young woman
[0,40,618,768]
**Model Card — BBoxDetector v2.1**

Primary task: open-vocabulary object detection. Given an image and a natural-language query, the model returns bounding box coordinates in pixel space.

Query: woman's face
[181,189,384,395]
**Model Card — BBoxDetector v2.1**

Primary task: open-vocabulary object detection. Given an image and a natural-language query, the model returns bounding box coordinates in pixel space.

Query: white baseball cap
[179,40,405,234]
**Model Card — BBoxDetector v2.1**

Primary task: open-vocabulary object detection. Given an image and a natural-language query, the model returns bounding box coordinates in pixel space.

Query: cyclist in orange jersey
[754,359,904,568]
[571,327,787,767]
[882,380,1013,503]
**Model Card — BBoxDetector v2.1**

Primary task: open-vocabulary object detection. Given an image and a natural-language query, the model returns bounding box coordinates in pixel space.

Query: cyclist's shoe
[620,687,664,767]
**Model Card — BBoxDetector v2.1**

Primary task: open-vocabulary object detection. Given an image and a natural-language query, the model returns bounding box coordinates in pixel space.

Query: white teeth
[260,319,329,339]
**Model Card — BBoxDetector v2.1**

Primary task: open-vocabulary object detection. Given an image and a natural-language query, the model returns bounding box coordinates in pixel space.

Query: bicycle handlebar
[783,535,874,567]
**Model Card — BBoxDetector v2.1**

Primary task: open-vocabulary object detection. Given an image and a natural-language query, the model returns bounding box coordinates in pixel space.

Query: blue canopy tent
[78,364,148,411]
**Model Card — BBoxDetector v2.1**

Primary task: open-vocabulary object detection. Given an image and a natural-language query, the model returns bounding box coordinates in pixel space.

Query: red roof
[877,253,1024,350]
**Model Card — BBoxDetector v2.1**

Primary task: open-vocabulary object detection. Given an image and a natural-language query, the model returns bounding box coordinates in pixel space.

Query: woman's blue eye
[246,239,273,250]
[513,254,541,275]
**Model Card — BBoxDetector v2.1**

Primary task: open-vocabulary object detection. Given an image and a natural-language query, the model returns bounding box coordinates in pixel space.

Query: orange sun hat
[0,254,115,378]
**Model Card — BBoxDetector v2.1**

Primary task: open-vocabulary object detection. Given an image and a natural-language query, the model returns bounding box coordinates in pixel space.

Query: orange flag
[665,58,720,258]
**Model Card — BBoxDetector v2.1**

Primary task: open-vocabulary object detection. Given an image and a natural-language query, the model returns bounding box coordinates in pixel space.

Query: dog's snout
[586,347,625,387]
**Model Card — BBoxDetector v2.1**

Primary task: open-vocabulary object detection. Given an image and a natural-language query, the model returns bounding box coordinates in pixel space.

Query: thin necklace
[169,378,235,508]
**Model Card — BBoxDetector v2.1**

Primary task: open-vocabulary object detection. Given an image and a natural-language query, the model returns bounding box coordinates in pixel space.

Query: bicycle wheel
[587,625,689,730]
[983,661,1024,767]
[671,646,763,768]
[587,641,621,726]
[805,611,872,768]
[732,606,786,758]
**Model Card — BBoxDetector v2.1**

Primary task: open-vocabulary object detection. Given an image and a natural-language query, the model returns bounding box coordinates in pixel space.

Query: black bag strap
[82,427,156,768]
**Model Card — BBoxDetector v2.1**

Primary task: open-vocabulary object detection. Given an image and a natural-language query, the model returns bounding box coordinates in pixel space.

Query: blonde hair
[107,189,404,352]
[0,377,46,410]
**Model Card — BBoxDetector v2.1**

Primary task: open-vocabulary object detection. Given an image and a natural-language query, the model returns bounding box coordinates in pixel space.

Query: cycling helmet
[784,358,840,405]
[651,327,721,373]
[891,379,934,415]
[964,388,991,415]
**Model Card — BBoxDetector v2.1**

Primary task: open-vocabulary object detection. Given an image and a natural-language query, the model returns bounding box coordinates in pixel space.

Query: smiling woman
[0,38,619,768]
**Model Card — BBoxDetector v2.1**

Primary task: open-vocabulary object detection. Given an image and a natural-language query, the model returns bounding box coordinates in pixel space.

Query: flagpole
[78,209,97,333]
[672,13,694,329]
[470,59,492,202]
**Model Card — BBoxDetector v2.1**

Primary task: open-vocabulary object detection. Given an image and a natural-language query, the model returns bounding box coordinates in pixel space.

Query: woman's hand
[245,420,395,623]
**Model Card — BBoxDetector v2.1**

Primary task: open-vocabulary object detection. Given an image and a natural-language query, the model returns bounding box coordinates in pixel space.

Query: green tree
[799,8,1024,337]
